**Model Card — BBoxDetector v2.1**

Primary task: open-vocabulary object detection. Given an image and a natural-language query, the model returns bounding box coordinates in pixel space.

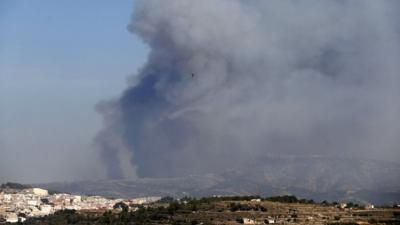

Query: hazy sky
[2,0,400,184]
[0,0,147,183]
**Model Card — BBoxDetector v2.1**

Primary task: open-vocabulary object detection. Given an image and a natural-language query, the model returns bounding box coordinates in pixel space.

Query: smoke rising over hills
[97,0,400,179]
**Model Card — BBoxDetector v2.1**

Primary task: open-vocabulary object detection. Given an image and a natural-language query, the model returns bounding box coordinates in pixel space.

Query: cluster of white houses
[0,187,161,223]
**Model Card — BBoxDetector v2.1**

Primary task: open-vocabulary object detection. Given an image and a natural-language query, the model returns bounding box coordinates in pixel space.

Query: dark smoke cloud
[97,0,400,178]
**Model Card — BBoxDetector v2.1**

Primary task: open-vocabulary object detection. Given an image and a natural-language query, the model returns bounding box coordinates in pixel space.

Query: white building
[31,188,49,196]
[365,204,374,209]
[72,195,82,203]
[5,213,18,223]
[243,218,257,225]
[27,200,40,206]
[266,219,275,224]
[3,194,12,202]
[40,205,53,215]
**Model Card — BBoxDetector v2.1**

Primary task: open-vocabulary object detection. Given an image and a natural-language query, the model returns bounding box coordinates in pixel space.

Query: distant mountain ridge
[36,156,400,205]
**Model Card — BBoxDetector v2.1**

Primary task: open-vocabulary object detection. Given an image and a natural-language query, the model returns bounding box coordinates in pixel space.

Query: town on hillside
[0,183,160,223]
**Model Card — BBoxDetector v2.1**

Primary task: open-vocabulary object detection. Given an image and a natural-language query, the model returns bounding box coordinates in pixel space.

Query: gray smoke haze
[97,0,400,179]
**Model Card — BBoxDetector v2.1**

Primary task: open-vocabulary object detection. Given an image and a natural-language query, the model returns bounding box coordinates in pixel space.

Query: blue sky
[0,0,148,183]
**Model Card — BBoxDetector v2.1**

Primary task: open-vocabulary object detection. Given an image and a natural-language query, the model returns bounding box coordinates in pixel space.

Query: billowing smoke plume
[97,0,400,179]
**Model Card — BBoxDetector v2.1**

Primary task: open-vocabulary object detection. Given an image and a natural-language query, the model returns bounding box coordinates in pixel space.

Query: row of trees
[229,203,267,212]
[161,195,315,204]
[264,195,315,204]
